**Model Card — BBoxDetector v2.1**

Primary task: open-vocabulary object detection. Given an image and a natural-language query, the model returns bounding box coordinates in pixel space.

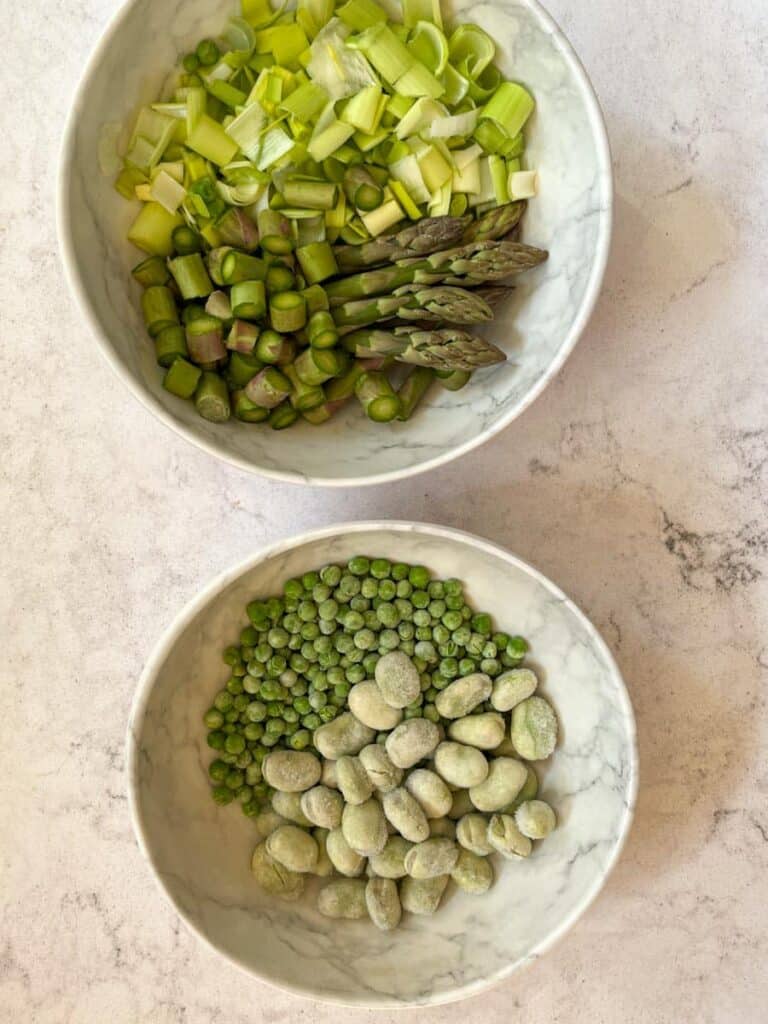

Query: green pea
[290,653,309,673]
[223,645,242,667]
[344,609,365,631]
[265,718,285,736]
[225,734,246,755]
[254,642,272,663]
[438,642,459,659]
[361,652,378,674]
[362,610,379,630]
[320,564,342,586]
[461,604,473,621]
[284,578,304,600]
[442,610,463,631]
[309,691,328,710]
[301,642,319,663]
[318,619,336,636]
[244,722,264,741]
[459,657,476,675]
[350,594,370,612]
[379,629,400,651]
[404,707,423,719]
[415,626,431,641]
[400,639,415,656]
[423,703,440,723]
[429,599,446,619]
[268,655,287,676]
[390,562,409,581]
[414,640,437,663]
[213,690,233,712]
[339,575,361,598]
[302,712,322,730]
[267,627,289,649]
[361,578,378,598]
[348,556,370,576]
[452,624,472,646]
[318,704,337,722]
[225,769,244,790]
[246,600,269,626]
[433,624,450,645]
[226,677,244,696]
[376,602,400,627]
[345,664,365,684]
[394,598,413,620]
[427,581,444,599]
[396,579,413,598]
[240,626,259,646]
[413,609,431,627]
[241,799,261,817]
[233,694,249,711]
[354,628,376,650]
[369,558,390,579]
[208,759,229,782]
[424,686,438,701]
[225,709,239,724]
[290,728,312,750]
[298,600,317,622]
[398,621,415,640]
[327,666,345,686]
[319,598,339,620]
[336,633,354,654]
[471,613,492,635]
[261,733,279,747]
[288,634,303,652]
[378,579,397,601]
[409,566,430,588]
[439,658,459,680]
[412,590,429,609]
[481,658,501,676]
[221,725,236,735]
[266,702,283,718]
[508,635,528,657]
[242,675,260,694]
[204,708,224,729]
[466,633,486,656]
[211,785,234,805]
[265,598,283,621]
[294,694,311,716]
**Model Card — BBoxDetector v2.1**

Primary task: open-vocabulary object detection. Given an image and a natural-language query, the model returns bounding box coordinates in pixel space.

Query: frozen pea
[428,817,456,839]
[266,825,319,873]
[447,712,505,750]
[491,668,538,711]
[342,798,388,856]
[451,848,494,894]
[404,769,453,818]
[348,680,403,731]
[321,759,339,789]
[515,799,556,839]
[434,673,492,719]
[314,712,376,759]
[300,785,344,829]
[359,743,403,793]
[250,841,304,901]
[326,828,366,876]
[252,809,289,841]
[447,789,475,820]
[469,757,528,812]
[272,791,313,827]
[434,741,489,788]
[365,877,402,931]
[511,696,558,760]
[456,813,494,856]
[263,750,321,792]
[487,813,532,859]
[369,835,413,878]
[385,718,440,769]
[374,650,420,708]
[313,828,335,876]
[400,874,449,916]
[381,787,430,842]
[491,735,518,758]
[336,755,374,805]
[318,878,368,920]
[404,837,459,879]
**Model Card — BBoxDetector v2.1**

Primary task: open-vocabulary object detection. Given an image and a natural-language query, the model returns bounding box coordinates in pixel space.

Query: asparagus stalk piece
[344,325,506,371]
[333,215,471,272]
[355,371,401,422]
[436,368,472,391]
[195,372,231,422]
[397,367,435,421]
[461,202,526,243]
[325,241,548,301]
[333,285,493,329]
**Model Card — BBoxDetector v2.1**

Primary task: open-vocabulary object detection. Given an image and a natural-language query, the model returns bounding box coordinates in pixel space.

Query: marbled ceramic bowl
[59,0,611,486]
[127,523,636,1006]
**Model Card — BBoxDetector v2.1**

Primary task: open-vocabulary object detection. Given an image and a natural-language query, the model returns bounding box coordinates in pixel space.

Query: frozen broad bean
[429,817,456,838]
[263,750,321,792]
[342,798,388,856]
[375,650,420,708]
[381,787,430,843]
[448,712,505,750]
[313,828,335,876]
[385,718,440,769]
[314,712,376,759]
[336,755,374,805]
[400,874,449,915]
[253,809,289,840]
[318,878,368,919]
[368,835,413,878]
[511,696,558,760]
[326,827,366,876]
[491,735,518,758]
[272,791,313,826]
[348,681,403,730]
[451,848,494,894]
[300,785,344,829]
[434,741,489,788]
[365,877,401,931]
[491,668,538,711]
[405,769,452,818]
[250,841,304,901]
[404,837,459,879]
[504,765,538,812]
[434,673,492,719]
[487,813,532,859]
[447,789,475,820]
[266,825,319,873]
[456,813,494,855]
[469,757,527,812]
[515,799,556,839]
[359,744,403,792]
[321,759,338,788]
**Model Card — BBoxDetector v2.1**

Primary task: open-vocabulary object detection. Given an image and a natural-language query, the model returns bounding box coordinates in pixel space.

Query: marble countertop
[3,0,767,1020]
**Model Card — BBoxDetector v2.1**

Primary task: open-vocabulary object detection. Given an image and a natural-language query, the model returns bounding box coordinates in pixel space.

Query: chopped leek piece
[469,155,495,206]
[279,80,328,120]
[385,93,414,121]
[325,189,347,233]
[488,154,509,204]
[187,114,240,166]
[501,131,525,158]
[361,199,404,236]
[115,166,147,199]
[242,0,285,28]
[207,80,248,108]
[308,105,356,160]
[352,127,389,151]
[388,180,422,220]
[127,202,184,255]
[473,117,508,154]
[417,144,452,192]
[481,82,535,138]
[297,0,334,39]
[408,21,448,75]
[402,0,443,29]
[307,19,378,100]
[225,103,267,160]
[283,179,337,209]
[336,0,388,31]
[349,24,413,84]
[426,109,478,138]
[428,180,451,216]
[135,183,153,201]
[256,125,296,169]
[506,157,521,175]
[448,24,495,79]
[453,143,483,169]
[390,154,431,204]
[150,170,187,213]
[440,63,469,106]
[340,84,383,134]
[468,63,501,103]
[508,170,538,200]
[395,97,446,139]
[449,192,468,216]
[394,62,444,99]
[153,161,185,184]
[270,23,310,66]
[452,158,480,194]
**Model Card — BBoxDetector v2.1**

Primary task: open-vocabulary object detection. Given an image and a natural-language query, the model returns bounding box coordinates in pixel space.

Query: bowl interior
[60,0,611,484]
[128,525,636,1006]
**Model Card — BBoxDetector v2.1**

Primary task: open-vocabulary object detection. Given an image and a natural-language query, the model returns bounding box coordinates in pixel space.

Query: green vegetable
[343,325,505,370]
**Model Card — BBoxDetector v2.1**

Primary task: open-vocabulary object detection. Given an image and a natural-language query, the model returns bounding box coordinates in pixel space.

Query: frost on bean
[405,768,453,818]
[491,667,538,712]
[448,712,505,750]
[318,878,368,920]
[434,673,492,719]
[314,712,376,760]
[375,650,421,708]
[342,798,388,856]
[400,874,449,916]
[336,755,374,805]
[326,827,366,877]
[511,696,558,761]
[385,718,440,769]
[381,787,430,843]
[456,813,494,856]
[368,835,413,879]
[250,841,305,901]
[263,750,322,792]
[365,877,402,931]
[434,741,489,788]
[404,837,459,879]
[469,757,528,812]
[266,825,319,873]
[487,813,533,859]
[515,799,556,839]
[359,743,403,793]
[348,681,403,731]
[451,848,494,894]
[300,785,344,829]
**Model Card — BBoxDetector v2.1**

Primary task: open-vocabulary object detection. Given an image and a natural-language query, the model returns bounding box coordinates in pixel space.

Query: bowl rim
[57,0,613,489]
[126,521,638,1007]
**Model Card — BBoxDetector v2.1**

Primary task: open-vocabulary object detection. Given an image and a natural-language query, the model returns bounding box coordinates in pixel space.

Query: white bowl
[59,0,612,486]
[127,522,637,1007]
